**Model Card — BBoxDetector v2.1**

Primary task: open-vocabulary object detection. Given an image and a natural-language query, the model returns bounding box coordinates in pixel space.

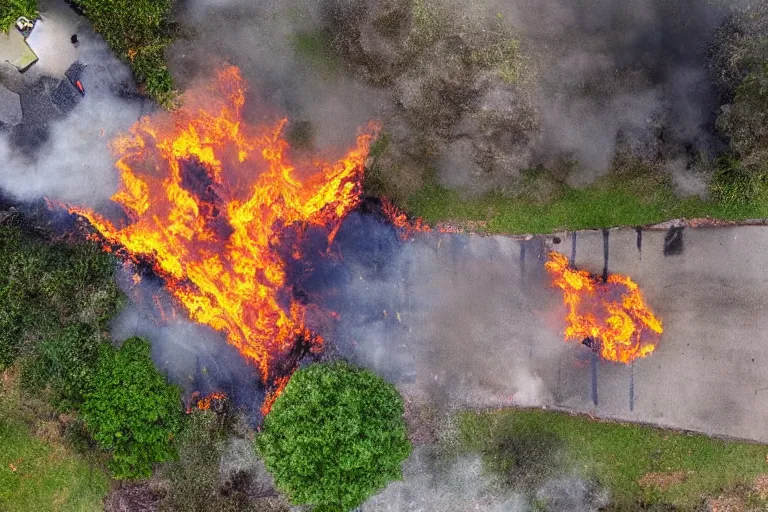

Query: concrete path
[333,224,768,443]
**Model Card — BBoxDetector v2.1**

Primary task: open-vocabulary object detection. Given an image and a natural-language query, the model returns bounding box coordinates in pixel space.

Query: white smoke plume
[362,446,610,511]
[0,31,151,207]
[173,0,744,194]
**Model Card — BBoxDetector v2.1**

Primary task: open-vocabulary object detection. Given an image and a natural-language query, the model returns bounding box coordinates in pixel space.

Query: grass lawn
[0,371,110,512]
[0,421,109,512]
[405,170,768,235]
[457,408,768,510]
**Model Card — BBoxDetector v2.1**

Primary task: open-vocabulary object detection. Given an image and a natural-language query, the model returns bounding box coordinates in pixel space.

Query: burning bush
[62,65,377,415]
[82,337,184,478]
[256,361,411,511]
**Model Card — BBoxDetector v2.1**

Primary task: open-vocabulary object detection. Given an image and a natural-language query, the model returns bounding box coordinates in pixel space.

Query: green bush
[710,155,768,207]
[711,4,768,205]
[0,0,37,33]
[257,361,411,512]
[83,337,183,478]
[20,323,104,409]
[72,0,177,105]
[0,226,123,373]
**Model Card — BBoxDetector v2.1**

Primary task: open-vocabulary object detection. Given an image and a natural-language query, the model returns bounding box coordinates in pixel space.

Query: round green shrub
[256,361,411,511]
[83,337,183,478]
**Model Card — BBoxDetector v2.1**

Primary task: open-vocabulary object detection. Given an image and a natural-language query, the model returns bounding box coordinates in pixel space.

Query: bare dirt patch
[753,474,768,499]
[104,481,162,512]
[638,471,689,490]
[401,392,441,446]
[706,495,746,512]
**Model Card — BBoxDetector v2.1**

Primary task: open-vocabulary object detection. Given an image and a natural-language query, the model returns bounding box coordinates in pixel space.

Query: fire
[545,251,663,363]
[381,198,432,239]
[187,391,227,413]
[61,66,377,415]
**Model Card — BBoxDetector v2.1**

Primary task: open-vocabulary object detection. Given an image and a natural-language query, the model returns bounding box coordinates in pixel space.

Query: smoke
[0,32,152,208]
[510,0,730,182]
[2,0,753,210]
[171,0,743,196]
[169,0,385,152]
[294,211,564,410]
[363,448,529,511]
[362,446,609,511]
[109,264,265,419]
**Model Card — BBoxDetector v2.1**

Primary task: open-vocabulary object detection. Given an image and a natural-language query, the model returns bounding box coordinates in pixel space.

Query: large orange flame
[544,251,662,363]
[62,66,377,414]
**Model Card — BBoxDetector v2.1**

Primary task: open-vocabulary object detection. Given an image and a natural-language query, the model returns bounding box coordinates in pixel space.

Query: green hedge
[73,0,177,106]
[0,225,123,380]
[0,0,37,33]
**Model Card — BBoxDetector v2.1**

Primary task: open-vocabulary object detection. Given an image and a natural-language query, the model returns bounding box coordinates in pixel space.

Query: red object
[75,80,84,95]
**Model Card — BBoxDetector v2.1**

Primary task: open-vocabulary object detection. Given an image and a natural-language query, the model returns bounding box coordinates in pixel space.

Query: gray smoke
[309,219,566,410]
[363,448,529,512]
[0,31,152,207]
[362,446,610,511]
[169,0,385,152]
[108,264,265,416]
[173,0,743,196]
[510,0,730,183]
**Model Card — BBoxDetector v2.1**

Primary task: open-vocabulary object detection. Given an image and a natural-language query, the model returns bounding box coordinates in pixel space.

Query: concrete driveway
[330,222,768,443]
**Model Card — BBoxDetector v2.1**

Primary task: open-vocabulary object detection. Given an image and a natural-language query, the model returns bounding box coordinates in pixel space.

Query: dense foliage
[0,226,123,393]
[709,3,768,205]
[83,337,183,478]
[72,0,176,105]
[257,361,411,511]
[0,0,37,32]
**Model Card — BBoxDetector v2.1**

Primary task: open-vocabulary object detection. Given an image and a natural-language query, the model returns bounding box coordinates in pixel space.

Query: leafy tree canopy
[257,361,411,511]
[83,336,183,478]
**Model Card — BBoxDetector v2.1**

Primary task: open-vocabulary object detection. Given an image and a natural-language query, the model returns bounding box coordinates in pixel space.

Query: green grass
[457,408,768,510]
[0,373,110,512]
[405,167,768,234]
[0,0,37,32]
[0,421,109,512]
